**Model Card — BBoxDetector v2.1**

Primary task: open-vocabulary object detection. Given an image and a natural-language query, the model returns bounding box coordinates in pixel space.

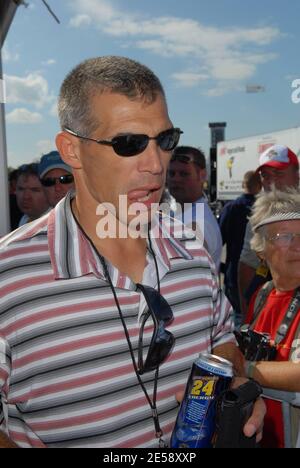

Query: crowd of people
[8,151,75,230]
[0,54,299,449]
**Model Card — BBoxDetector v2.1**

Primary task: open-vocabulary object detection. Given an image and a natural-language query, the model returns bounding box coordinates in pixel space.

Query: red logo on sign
[258,143,275,155]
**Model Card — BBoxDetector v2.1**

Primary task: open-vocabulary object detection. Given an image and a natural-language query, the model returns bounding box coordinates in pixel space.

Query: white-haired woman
[242,188,300,448]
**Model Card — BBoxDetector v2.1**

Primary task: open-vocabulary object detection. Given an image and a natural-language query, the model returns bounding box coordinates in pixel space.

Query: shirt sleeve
[0,335,11,429]
[211,283,236,348]
[239,222,260,269]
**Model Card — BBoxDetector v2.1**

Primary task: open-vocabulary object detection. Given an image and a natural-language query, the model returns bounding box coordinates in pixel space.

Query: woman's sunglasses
[136,283,175,375]
[64,127,183,157]
[41,174,74,187]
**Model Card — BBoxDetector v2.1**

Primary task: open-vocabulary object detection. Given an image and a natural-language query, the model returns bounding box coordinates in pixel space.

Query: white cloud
[6,108,43,124]
[171,72,210,88]
[69,0,281,90]
[69,14,92,28]
[4,73,52,109]
[2,45,19,62]
[70,0,116,25]
[42,59,57,66]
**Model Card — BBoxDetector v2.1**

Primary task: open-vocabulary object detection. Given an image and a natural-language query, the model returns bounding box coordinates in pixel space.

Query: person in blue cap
[39,151,74,207]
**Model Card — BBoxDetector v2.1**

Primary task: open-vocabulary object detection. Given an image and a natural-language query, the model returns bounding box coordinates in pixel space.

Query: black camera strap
[251,280,274,326]
[251,283,300,346]
[275,288,300,345]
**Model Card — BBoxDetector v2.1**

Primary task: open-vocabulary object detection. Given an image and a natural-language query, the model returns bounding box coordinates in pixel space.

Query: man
[219,171,261,326]
[167,146,223,270]
[39,151,74,208]
[0,56,264,448]
[15,163,50,226]
[238,145,299,316]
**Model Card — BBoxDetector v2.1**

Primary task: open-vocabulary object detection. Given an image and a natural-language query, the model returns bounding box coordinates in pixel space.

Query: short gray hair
[250,188,300,253]
[58,56,165,136]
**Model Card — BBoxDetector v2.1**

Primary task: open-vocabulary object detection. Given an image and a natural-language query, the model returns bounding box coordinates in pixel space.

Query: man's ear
[56,131,82,170]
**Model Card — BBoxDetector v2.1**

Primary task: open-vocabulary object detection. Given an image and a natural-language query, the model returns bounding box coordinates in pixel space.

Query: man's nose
[54,180,64,191]
[23,190,32,200]
[138,141,164,175]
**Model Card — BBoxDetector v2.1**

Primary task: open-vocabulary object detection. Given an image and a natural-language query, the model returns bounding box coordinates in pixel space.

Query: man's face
[16,174,49,220]
[42,168,74,207]
[71,91,173,228]
[260,165,299,191]
[167,160,206,204]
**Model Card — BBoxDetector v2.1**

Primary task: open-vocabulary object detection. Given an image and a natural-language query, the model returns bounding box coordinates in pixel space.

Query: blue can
[170,353,233,448]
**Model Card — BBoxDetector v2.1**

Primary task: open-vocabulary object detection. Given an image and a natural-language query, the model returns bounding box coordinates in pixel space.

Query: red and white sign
[217,126,300,200]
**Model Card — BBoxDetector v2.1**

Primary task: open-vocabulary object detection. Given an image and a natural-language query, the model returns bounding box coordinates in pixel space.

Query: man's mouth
[128,186,161,204]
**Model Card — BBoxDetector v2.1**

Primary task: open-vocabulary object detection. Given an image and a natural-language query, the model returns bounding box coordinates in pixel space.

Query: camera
[235,325,277,361]
[214,380,263,448]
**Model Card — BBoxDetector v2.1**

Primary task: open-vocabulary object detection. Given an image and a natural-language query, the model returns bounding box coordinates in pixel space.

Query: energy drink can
[170,353,233,448]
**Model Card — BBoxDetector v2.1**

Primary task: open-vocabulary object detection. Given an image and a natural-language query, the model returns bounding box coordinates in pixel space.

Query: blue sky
[2,0,300,168]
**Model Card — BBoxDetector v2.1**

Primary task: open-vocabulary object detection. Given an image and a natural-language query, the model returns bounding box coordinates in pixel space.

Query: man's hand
[0,431,18,448]
[231,377,266,443]
[176,377,266,444]
[243,397,266,443]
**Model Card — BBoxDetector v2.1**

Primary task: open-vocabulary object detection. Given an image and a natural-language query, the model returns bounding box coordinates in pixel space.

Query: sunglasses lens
[147,288,174,323]
[41,178,55,187]
[158,129,181,151]
[137,284,175,374]
[41,175,74,187]
[144,330,175,371]
[113,135,148,157]
[111,129,181,157]
[60,174,74,184]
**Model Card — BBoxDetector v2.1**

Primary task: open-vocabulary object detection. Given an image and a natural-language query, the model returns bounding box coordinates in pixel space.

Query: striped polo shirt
[0,193,234,448]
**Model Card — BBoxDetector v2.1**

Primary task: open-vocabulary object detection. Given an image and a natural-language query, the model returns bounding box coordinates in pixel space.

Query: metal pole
[0,0,24,235]
[0,50,10,236]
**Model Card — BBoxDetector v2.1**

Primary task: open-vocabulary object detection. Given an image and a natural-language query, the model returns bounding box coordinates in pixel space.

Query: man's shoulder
[0,215,49,262]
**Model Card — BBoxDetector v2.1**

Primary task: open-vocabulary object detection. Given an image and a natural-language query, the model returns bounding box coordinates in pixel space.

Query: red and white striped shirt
[0,193,234,448]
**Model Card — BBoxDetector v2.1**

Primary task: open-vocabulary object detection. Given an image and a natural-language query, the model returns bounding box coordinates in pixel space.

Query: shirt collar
[48,194,194,287]
[48,192,106,281]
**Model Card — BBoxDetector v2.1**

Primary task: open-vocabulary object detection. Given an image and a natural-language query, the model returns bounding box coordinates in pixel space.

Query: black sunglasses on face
[64,127,183,157]
[136,284,175,375]
[41,174,74,187]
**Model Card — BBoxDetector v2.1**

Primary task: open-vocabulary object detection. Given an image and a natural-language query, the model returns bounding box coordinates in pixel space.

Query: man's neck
[71,197,148,283]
